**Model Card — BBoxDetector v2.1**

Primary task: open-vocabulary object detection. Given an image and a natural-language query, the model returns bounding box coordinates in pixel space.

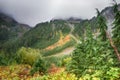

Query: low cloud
[0,0,120,26]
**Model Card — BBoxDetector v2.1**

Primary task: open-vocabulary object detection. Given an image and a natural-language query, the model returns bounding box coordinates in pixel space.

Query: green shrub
[44,57,62,68]
[106,67,120,79]
[0,54,8,65]
[61,57,71,67]
[16,47,41,65]
[30,57,47,75]
[44,55,71,69]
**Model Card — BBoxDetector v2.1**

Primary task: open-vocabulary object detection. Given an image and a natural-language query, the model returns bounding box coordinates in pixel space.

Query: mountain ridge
[0,3,120,55]
[0,12,31,50]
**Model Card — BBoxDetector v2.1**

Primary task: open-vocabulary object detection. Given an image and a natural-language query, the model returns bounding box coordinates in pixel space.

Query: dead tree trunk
[106,31,120,62]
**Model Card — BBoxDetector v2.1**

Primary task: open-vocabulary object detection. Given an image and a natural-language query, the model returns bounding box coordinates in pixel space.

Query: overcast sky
[0,0,120,26]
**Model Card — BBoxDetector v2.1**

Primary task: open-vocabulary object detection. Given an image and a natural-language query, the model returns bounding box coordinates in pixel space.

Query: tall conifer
[112,2,120,50]
[96,9,108,41]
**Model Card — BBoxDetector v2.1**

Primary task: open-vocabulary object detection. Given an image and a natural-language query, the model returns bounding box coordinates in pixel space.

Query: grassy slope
[18,20,71,49]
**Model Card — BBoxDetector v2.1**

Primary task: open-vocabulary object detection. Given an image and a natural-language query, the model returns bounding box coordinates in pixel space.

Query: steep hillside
[0,12,30,51]
[19,20,72,49]
[0,2,120,80]
[0,4,120,55]
[72,4,120,38]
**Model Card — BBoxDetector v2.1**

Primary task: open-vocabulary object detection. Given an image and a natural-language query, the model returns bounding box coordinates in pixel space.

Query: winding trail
[46,23,79,57]
[47,47,75,58]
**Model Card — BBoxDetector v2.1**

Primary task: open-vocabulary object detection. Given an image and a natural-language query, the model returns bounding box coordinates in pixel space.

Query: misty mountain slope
[0,12,31,50]
[72,4,120,38]
[17,20,77,57]
[19,20,72,49]
[0,4,120,55]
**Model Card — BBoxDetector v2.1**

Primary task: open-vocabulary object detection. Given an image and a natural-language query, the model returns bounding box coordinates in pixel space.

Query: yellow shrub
[30,72,78,80]
[17,47,41,65]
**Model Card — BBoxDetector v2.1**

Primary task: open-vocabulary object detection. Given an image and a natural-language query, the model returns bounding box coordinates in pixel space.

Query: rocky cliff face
[101,4,120,32]
[102,4,120,20]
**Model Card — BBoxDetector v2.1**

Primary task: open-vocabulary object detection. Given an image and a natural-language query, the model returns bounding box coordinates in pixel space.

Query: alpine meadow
[0,0,120,80]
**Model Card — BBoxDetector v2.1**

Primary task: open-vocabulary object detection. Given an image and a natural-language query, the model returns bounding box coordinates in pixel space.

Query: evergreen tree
[67,15,119,79]
[96,9,108,41]
[67,25,117,78]
[112,3,120,50]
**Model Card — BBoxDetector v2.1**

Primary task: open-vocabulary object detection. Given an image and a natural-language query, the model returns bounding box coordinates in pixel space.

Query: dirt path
[47,47,75,57]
